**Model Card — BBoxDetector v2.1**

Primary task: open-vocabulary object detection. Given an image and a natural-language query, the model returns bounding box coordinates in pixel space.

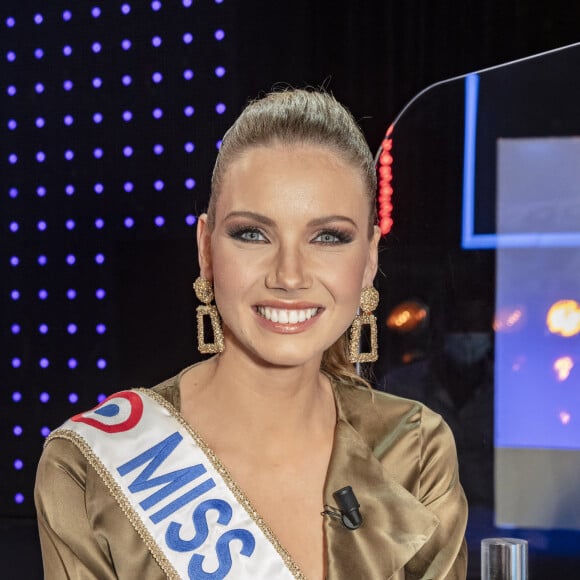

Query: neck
[181,349,336,448]
[223,348,329,417]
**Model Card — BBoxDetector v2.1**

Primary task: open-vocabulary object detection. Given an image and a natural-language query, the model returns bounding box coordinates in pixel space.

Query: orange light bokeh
[546,299,580,337]
[494,306,525,332]
[386,300,429,333]
[553,356,574,381]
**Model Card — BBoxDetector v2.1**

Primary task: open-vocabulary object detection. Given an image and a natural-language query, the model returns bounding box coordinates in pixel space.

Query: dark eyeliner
[315,228,354,244]
[226,225,267,242]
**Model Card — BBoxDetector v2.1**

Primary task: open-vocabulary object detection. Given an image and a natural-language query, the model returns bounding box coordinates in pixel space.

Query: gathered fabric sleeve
[34,438,118,580]
[35,436,166,580]
[406,408,468,579]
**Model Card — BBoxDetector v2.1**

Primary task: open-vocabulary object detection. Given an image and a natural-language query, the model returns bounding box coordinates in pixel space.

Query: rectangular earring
[194,277,225,354]
[348,287,379,363]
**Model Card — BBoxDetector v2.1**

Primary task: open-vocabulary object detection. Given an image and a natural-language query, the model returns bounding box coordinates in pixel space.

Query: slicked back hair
[208,89,377,238]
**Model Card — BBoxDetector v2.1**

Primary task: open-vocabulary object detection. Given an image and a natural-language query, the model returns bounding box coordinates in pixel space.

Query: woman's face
[198,143,380,368]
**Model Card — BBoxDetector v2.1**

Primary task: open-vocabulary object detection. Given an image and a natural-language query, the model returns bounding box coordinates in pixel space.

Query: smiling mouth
[256,306,320,324]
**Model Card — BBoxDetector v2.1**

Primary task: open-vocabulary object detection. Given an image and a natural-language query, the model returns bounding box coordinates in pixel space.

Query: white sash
[49,389,300,580]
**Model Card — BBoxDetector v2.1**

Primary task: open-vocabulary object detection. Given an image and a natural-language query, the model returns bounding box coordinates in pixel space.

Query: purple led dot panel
[0,0,233,517]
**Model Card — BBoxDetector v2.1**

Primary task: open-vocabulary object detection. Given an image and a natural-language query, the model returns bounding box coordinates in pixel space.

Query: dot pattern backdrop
[0,1,234,517]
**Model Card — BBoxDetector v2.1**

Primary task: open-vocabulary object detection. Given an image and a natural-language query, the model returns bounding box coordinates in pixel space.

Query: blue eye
[313,229,352,244]
[240,230,265,241]
[315,232,340,243]
[228,227,267,242]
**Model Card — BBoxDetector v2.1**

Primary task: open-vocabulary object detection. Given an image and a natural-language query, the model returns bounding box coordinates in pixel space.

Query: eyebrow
[308,215,358,229]
[224,211,358,229]
[224,211,275,226]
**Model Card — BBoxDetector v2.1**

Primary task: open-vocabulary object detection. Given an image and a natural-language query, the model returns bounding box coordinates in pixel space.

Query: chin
[223,325,340,369]
[236,339,324,370]
[254,349,322,370]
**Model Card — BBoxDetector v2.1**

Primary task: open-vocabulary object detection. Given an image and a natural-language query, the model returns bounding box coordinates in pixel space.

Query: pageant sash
[48,389,300,580]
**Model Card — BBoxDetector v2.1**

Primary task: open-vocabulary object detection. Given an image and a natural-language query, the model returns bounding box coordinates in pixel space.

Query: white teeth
[257,307,318,324]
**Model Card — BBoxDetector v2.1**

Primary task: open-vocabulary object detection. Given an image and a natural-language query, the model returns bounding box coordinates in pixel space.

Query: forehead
[216,143,369,219]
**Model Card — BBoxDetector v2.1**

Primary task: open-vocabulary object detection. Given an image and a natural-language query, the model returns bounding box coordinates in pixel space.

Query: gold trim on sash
[46,429,182,580]
[135,388,307,580]
[47,388,307,580]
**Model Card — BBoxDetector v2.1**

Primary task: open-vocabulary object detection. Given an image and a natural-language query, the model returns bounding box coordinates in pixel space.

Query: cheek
[321,253,368,311]
[210,245,257,309]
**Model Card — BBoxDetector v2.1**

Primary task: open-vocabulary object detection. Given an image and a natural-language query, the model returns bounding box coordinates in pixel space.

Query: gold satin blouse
[35,369,467,579]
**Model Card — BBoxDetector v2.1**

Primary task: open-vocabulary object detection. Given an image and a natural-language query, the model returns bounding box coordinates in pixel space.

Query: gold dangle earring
[348,286,379,363]
[194,277,224,354]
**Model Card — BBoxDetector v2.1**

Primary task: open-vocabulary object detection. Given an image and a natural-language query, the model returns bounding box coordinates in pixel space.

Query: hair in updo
[208,89,377,389]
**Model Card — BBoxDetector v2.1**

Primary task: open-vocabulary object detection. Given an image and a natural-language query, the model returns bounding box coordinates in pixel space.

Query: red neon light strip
[377,125,394,235]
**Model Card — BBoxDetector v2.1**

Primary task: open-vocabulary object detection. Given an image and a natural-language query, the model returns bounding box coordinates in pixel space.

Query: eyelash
[312,229,353,245]
[227,226,267,243]
[227,226,353,245]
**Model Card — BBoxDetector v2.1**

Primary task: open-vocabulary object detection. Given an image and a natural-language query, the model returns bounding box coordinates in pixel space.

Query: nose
[266,243,312,291]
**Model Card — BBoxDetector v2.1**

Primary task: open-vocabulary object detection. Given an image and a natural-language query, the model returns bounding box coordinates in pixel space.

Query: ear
[362,225,381,287]
[196,213,213,280]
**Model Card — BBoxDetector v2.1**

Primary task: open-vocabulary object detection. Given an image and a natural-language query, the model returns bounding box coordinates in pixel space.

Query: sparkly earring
[348,286,379,363]
[194,277,224,354]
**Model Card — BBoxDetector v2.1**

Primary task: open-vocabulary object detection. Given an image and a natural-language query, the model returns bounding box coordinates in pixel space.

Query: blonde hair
[208,89,377,389]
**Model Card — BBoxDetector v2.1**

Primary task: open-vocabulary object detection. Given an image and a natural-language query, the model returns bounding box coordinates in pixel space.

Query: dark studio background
[1,1,580,577]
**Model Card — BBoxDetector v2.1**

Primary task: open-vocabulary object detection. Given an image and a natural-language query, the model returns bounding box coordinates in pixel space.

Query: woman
[35,89,467,579]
